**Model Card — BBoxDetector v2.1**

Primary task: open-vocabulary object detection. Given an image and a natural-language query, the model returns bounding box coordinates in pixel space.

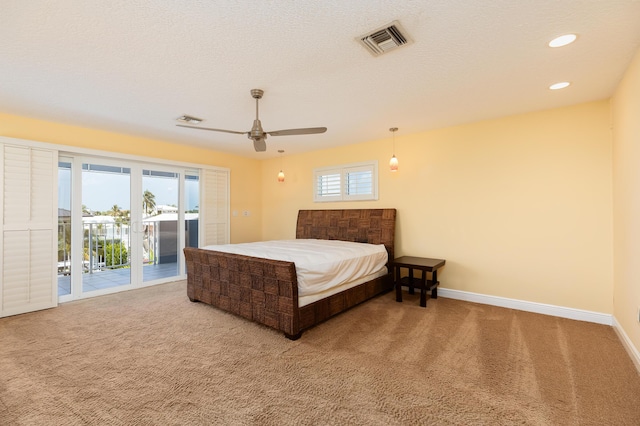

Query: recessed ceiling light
[548,34,577,48]
[549,82,571,90]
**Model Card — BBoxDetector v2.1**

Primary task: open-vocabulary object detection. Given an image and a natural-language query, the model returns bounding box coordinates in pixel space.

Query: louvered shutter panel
[1,144,57,317]
[202,169,229,246]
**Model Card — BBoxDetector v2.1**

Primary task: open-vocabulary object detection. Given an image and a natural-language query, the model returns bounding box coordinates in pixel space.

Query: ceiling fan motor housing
[249,119,266,140]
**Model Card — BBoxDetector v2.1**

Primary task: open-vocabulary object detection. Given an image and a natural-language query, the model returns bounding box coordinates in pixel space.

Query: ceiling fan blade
[253,138,267,152]
[176,124,247,135]
[267,127,327,136]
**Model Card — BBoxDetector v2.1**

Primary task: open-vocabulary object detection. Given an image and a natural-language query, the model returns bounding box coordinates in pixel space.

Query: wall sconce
[389,127,399,172]
[277,149,285,182]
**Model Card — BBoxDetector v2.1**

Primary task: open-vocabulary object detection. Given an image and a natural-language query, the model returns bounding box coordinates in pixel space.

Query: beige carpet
[1,281,639,425]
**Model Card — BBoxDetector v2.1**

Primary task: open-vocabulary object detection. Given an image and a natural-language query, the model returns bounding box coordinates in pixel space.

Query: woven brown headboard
[296,209,396,261]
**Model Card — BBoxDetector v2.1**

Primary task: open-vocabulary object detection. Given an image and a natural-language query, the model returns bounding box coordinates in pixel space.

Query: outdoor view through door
[142,169,179,283]
[57,159,200,300]
[82,163,132,293]
[57,160,72,297]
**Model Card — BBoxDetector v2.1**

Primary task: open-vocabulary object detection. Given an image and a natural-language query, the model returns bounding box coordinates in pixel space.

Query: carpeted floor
[1,280,639,425]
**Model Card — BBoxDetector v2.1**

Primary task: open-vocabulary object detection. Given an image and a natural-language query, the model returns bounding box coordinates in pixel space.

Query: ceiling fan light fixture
[253,137,267,152]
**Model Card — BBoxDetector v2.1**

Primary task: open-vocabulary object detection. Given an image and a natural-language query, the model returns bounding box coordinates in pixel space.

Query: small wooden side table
[393,256,446,308]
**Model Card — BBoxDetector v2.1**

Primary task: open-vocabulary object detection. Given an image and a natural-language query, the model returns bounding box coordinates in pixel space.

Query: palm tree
[109,204,121,217]
[143,190,156,216]
[109,204,123,236]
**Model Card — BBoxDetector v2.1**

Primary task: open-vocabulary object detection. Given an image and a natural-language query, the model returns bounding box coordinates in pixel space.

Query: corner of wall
[613,316,640,373]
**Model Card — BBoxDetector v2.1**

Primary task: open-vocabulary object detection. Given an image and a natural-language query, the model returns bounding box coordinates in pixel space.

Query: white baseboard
[437,288,613,325]
[612,316,640,374]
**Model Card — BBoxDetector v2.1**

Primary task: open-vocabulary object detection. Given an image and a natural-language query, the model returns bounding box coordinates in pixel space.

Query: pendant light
[277,149,285,182]
[389,127,399,172]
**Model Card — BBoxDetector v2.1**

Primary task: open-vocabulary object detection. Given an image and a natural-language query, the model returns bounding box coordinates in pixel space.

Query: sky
[58,167,199,213]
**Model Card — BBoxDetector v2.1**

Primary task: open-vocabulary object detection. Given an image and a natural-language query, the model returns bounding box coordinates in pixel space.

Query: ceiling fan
[177,89,327,152]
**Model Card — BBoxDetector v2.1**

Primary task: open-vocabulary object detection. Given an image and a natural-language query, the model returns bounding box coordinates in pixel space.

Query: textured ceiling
[1,1,640,159]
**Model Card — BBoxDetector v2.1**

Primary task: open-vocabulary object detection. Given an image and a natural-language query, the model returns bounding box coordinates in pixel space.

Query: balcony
[58,215,197,296]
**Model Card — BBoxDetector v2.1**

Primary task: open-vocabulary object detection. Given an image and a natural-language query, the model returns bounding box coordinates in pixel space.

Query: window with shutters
[313,161,378,202]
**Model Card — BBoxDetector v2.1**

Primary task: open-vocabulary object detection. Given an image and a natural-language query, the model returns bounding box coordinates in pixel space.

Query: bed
[183,208,396,339]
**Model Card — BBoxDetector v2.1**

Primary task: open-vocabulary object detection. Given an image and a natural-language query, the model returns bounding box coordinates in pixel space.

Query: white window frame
[313,160,378,202]
[0,135,230,307]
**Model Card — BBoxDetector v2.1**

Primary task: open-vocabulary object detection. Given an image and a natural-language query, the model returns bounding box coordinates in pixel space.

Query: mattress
[202,239,388,301]
[297,266,388,307]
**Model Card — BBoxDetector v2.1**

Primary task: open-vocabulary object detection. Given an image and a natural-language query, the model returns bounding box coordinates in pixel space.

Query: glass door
[57,159,72,300]
[184,171,199,250]
[81,162,131,294]
[58,155,199,301]
[141,168,180,283]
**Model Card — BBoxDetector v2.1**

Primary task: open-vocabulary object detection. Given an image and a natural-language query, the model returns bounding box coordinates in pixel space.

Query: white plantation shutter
[314,168,342,202]
[314,161,378,202]
[3,146,30,222]
[202,168,229,246]
[344,164,375,201]
[1,144,57,317]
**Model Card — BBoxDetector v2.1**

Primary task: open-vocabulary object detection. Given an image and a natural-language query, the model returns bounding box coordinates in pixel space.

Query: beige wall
[261,100,614,314]
[0,97,620,317]
[0,112,263,243]
[612,48,640,353]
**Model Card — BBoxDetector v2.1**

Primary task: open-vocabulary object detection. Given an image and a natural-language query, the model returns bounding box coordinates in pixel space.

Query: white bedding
[202,239,388,299]
[297,267,388,307]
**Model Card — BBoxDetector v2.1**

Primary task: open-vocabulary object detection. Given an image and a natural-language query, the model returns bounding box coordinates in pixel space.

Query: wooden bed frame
[184,208,396,339]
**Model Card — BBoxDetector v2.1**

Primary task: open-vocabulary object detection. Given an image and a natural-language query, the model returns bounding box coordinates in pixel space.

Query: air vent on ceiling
[176,114,203,124]
[358,20,412,57]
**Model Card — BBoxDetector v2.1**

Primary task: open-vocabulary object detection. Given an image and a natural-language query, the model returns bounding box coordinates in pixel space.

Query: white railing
[58,220,133,275]
[58,217,195,275]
